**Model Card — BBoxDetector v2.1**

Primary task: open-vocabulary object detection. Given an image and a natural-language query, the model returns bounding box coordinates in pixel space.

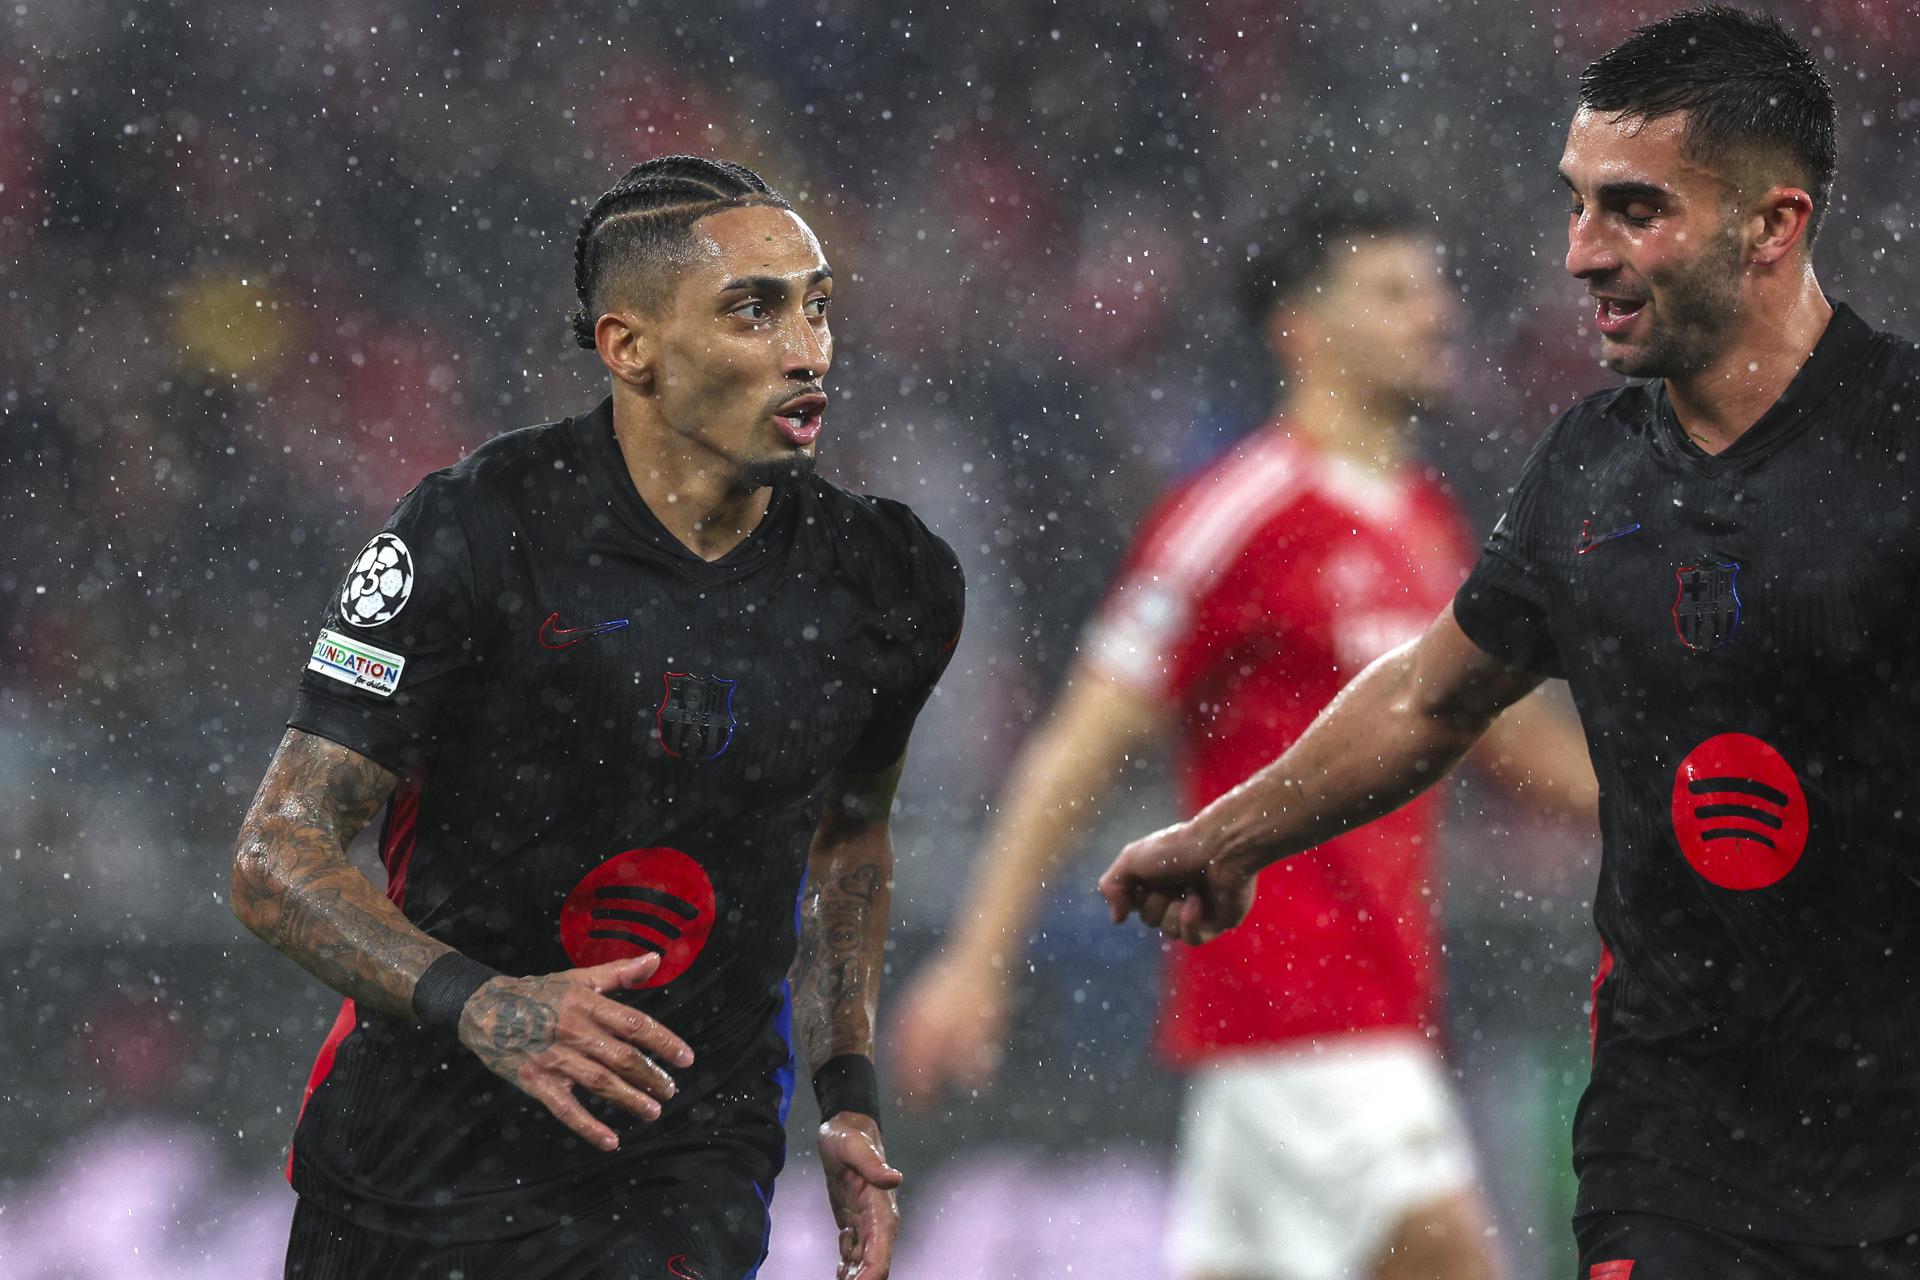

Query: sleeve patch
[339,532,415,627]
[1082,580,1189,690]
[308,629,406,697]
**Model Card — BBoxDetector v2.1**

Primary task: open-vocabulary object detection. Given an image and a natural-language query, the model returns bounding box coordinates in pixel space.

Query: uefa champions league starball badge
[339,532,415,627]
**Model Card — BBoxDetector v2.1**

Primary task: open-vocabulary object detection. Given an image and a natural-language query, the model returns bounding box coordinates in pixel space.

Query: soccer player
[232,156,963,1280]
[1101,8,1920,1276]
[891,200,1595,1280]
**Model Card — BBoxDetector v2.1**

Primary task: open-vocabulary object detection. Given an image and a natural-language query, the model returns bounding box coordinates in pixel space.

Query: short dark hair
[569,155,792,349]
[1238,197,1423,327]
[1580,5,1837,241]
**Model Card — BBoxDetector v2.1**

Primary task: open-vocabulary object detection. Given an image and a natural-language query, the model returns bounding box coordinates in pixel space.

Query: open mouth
[772,393,827,447]
[1594,296,1647,337]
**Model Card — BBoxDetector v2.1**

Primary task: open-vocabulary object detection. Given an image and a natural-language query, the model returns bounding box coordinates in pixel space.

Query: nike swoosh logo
[538,611,631,650]
[1576,519,1642,555]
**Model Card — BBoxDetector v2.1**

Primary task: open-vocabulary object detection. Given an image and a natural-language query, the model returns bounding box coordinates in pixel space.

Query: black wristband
[812,1053,881,1126]
[411,953,500,1033]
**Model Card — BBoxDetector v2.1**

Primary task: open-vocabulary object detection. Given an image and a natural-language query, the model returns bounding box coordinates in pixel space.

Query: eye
[806,296,832,318]
[1623,203,1658,226]
[732,299,771,321]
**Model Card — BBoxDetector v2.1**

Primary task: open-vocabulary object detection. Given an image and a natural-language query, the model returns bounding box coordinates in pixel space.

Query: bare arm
[791,755,913,1280]
[891,668,1163,1104]
[230,727,441,1016]
[792,757,907,1071]
[232,727,691,1150]
[1100,604,1544,943]
[949,669,1165,972]
[1470,686,1599,822]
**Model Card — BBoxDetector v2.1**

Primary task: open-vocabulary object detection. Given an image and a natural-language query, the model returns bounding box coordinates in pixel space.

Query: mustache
[766,384,828,415]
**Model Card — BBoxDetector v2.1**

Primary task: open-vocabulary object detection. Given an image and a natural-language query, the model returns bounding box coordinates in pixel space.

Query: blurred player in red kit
[896,198,1594,1280]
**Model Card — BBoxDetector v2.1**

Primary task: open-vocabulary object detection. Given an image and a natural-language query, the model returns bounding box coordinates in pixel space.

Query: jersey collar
[571,396,796,578]
[1651,300,1875,469]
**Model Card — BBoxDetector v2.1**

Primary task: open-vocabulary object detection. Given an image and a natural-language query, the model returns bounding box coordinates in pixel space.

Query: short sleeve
[840,505,966,775]
[1452,416,1569,679]
[289,474,483,774]
[1079,484,1272,704]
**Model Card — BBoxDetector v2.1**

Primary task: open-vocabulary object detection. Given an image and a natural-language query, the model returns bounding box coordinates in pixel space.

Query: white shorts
[1167,1031,1481,1280]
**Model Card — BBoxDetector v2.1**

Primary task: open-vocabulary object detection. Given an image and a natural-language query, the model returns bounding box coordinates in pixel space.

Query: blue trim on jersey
[745,870,805,1279]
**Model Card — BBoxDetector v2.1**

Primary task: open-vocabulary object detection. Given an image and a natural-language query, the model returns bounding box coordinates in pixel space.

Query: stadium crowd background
[6,0,1920,1274]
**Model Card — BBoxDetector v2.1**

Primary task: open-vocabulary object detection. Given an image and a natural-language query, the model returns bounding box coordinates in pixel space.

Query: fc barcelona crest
[1672,561,1741,651]
[656,672,738,761]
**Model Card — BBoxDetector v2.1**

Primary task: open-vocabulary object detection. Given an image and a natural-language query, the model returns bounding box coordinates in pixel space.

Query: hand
[457,953,695,1151]
[889,952,1011,1111]
[1097,819,1259,945]
[818,1112,902,1280]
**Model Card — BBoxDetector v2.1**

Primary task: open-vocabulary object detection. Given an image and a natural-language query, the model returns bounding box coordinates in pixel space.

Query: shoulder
[1860,325,1920,397]
[1524,383,1651,473]
[801,477,965,604]
[390,416,581,548]
[1128,433,1317,579]
[418,417,576,504]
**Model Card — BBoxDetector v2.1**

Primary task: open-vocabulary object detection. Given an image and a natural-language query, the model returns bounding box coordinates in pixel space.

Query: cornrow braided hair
[569,155,792,349]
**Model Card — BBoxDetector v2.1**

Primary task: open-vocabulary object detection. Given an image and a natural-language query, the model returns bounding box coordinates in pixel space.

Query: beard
[735,449,818,491]
[1603,226,1746,380]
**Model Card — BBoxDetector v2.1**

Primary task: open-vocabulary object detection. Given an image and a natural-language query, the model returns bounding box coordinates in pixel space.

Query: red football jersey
[1083,426,1474,1065]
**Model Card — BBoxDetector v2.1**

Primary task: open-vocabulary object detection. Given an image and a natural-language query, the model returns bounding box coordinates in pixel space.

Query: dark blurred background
[6,0,1920,1275]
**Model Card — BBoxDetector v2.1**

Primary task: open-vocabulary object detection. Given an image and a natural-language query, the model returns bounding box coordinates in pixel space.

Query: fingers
[893,986,1004,1110]
[565,1018,681,1106]
[587,992,695,1070]
[837,1226,857,1280]
[523,1061,623,1152]
[1137,890,1176,929]
[577,952,662,993]
[1097,863,1140,923]
[844,1175,900,1280]
[844,1139,905,1190]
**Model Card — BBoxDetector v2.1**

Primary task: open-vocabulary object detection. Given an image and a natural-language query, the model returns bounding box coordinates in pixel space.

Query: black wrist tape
[411,953,500,1032]
[812,1053,881,1126]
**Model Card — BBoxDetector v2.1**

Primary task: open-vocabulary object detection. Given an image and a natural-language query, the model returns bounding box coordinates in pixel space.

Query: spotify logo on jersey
[558,847,717,986]
[1670,734,1809,890]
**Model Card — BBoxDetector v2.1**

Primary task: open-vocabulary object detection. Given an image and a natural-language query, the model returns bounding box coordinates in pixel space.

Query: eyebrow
[1558,172,1672,204]
[718,267,833,296]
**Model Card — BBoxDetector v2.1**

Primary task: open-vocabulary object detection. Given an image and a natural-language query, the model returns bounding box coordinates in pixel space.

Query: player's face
[651,205,834,489]
[1307,234,1458,409]
[1561,107,1746,379]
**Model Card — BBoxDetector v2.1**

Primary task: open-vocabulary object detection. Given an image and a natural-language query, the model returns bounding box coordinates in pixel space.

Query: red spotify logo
[1670,734,1808,890]
[558,847,717,986]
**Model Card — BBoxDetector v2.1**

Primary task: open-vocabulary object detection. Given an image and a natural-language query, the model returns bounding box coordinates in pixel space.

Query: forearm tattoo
[792,763,902,1069]
[231,729,446,1019]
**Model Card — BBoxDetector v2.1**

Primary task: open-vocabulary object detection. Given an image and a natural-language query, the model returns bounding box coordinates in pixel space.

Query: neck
[1275,368,1411,470]
[609,386,774,562]
[1666,271,1832,454]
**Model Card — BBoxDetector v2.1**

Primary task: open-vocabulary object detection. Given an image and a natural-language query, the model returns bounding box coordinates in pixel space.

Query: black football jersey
[281,397,964,1237]
[1455,304,1920,1242]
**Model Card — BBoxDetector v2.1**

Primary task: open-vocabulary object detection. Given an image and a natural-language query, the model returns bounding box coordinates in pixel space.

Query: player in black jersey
[1099,8,1920,1278]
[232,156,962,1280]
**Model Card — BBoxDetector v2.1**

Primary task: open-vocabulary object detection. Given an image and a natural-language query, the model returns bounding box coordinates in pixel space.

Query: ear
[595,310,654,390]
[1749,187,1816,268]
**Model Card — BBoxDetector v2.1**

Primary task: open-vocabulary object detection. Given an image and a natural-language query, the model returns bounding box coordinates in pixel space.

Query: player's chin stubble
[737,451,817,490]
[1604,237,1745,380]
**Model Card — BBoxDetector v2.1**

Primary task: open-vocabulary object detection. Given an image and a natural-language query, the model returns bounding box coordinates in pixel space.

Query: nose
[1565,209,1620,281]
[782,312,830,381]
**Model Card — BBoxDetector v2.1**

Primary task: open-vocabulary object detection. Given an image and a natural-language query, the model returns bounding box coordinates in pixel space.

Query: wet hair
[1580,5,1837,242]
[568,155,792,349]
[1238,197,1422,327]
